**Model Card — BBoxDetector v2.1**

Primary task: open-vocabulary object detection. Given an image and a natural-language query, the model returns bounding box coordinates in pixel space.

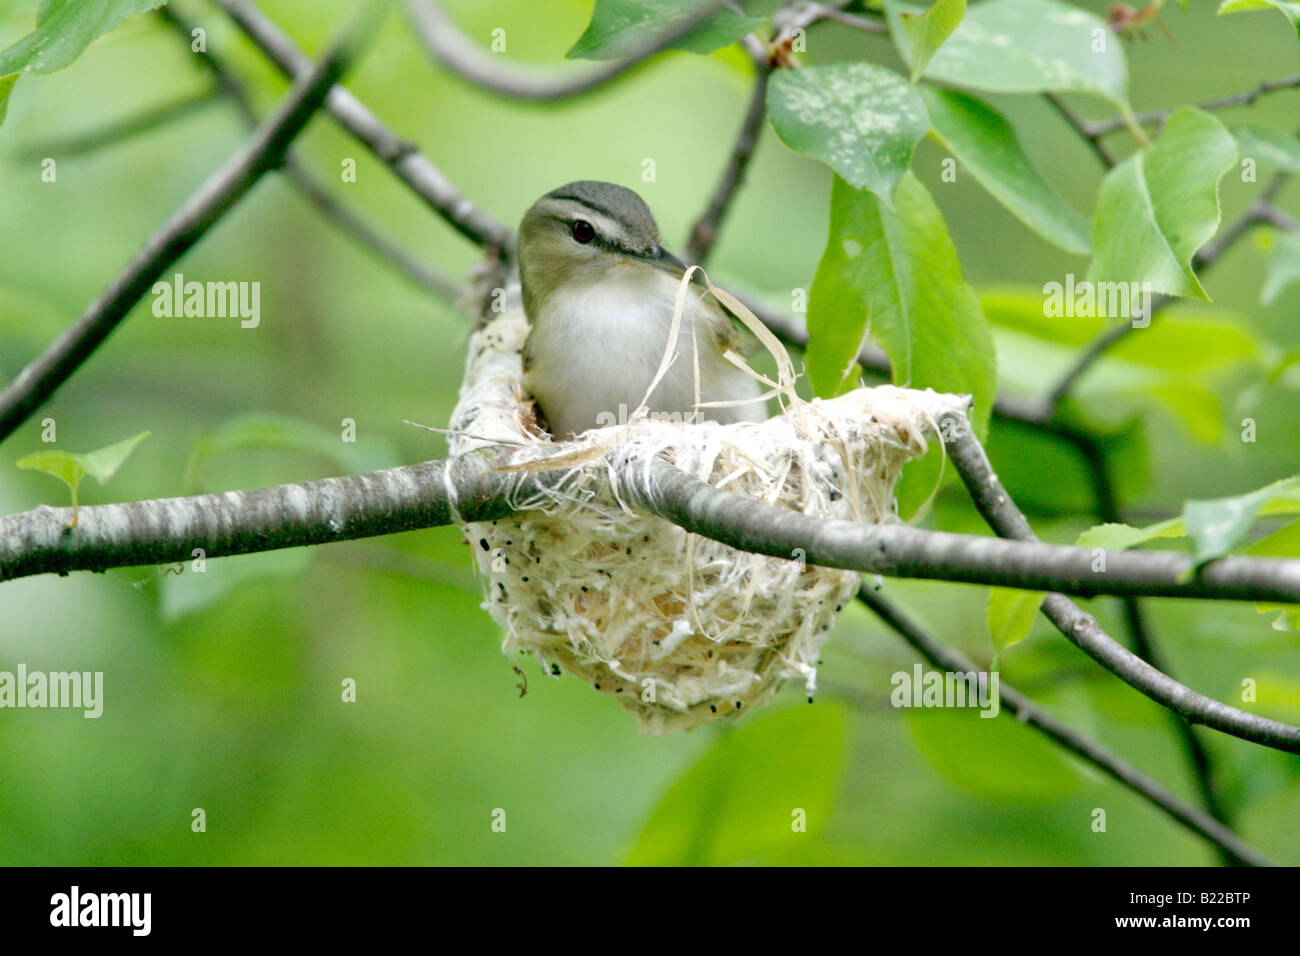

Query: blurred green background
[1,0,1299,865]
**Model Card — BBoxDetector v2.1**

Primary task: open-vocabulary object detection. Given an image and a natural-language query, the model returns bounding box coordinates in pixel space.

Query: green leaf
[182,413,400,492]
[1261,229,1300,305]
[921,88,1091,254]
[1246,519,1300,629]
[766,62,929,202]
[0,73,16,125]
[907,705,1081,801]
[17,430,150,527]
[1074,517,1187,552]
[1088,107,1237,300]
[624,703,848,865]
[1184,475,1300,567]
[0,0,169,76]
[1132,380,1223,444]
[988,587,1045,651]
[567,0,762,59]
[159,548,313,624]
[898,0,966,83]
[1218,0,1300,58]
[889,0,1132,111]
[807,173,996,437]
[1231,124,1300,173]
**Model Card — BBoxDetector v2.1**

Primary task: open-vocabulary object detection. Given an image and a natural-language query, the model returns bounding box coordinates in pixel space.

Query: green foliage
[16,431,150,527]
[1231,124,1300,173]
[766,62,929,201]
[0,0,170,127]
[907,705,1082,801]
[891,0,1132,112]
[1218,0,1300,57]
[806,173,995,437]
[921,87,1091,253]
[1088,108,1237,300]
[1184,475,1300,566]
[896,0,966,83]
[624,703,849,864]
[181,413,401,493]
[987,586,1044,652]
[1261,229,1300,304]
[567,0,762,59]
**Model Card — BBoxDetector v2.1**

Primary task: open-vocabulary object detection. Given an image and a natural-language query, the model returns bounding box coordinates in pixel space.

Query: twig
[161,5,461,300]
[856,585,1272,866]
[1073,431,1236,863]
[402,0,729,101]
[214,0,513,252]
[1086,72,1300,139]
[939,413,1300,755]
[685,63,771,264]
[0,9,378,446]
[17,89,222,161]
[1042,92,1115,167]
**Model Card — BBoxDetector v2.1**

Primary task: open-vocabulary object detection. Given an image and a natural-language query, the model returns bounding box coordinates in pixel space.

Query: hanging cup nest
[447,278,969,734]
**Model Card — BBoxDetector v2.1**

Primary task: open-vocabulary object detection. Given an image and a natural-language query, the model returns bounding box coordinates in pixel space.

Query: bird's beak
[636,243,691,278]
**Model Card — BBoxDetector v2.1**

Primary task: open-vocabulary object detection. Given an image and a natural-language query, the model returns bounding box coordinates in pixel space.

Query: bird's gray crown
[536,180,660,249]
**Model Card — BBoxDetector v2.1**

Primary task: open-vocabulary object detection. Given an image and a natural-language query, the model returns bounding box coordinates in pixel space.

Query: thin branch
[775,1,886,36]
[1075,432,1236,862]
[1086,72,1300,139]
[940,413,1300,755]
[214,0,513,252]
[402,0,728,101]
[1046,181,1292,410]
[0,12,377,446]
[1042,92,1115,167]
[159,6,461,300]
[17,89,222,161]
[685,63,771,264]
[855,585,1272,867]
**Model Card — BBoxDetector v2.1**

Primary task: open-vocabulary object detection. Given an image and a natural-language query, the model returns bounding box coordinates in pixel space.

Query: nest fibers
[447,279,970,734]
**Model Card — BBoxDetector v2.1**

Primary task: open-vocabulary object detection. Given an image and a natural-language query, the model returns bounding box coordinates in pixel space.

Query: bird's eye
[571,220,596,244]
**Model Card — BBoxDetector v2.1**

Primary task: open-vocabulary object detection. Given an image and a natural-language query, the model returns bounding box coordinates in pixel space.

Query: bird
[517,180,766,439]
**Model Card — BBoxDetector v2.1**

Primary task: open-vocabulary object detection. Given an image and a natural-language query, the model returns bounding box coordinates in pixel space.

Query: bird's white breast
[525,268,764,438]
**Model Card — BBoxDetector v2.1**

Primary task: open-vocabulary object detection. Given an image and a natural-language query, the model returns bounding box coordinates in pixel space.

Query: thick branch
[402,0,728,101]
[214,0,512,252]
[856,585,1271,867]
[941,415,1300,755]
[0,17,370,446]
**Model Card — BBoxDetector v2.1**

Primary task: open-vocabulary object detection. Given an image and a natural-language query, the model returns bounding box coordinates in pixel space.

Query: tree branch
[855,585,1272,867]
[160,5,462,301]
[685,63,771,264]
[1085,72,1300,139]
[1042,92,1115,167]
[940,413,1300,755]
[402,0,728,101]
[0,11,376,446]
[213,0,512,252]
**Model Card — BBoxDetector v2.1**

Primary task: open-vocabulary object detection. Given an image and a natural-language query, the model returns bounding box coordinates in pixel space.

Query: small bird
[518,180,766,439]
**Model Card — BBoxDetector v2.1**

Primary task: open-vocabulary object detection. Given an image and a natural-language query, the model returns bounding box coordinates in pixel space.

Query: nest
[448,302,969,734]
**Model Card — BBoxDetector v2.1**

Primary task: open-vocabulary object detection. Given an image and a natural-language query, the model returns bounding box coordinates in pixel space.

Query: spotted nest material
[448,307,970,734]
